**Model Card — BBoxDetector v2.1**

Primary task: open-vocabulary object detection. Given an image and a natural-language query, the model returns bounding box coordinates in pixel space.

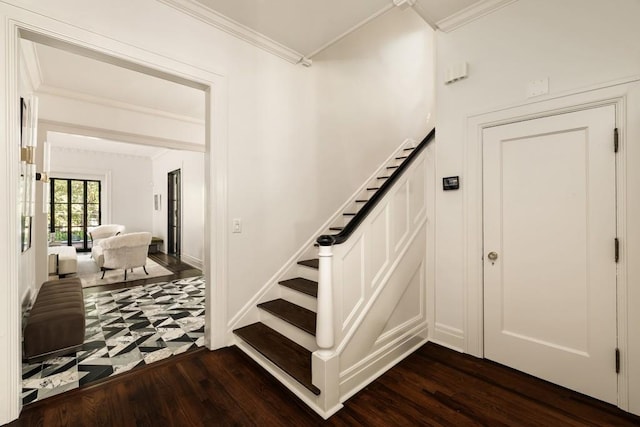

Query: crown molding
[156,0,306,65]
[37,84,205,125]
[306,2,396,59]
[40,119,205,153]
[49,144,158,160]
[436,0,517,32]
[393,0,416,9]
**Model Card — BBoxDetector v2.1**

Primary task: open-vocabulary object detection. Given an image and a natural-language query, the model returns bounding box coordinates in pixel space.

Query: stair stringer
[226,138,418,340]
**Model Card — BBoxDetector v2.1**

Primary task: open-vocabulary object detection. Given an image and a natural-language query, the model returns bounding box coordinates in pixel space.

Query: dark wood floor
[10,342,640,426]
[82,252,202,294]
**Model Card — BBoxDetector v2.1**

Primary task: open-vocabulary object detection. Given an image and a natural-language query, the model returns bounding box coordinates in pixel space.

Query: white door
[483,105,618,404]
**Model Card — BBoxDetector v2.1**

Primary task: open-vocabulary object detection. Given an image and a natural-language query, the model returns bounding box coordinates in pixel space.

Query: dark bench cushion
[23,277,85,362]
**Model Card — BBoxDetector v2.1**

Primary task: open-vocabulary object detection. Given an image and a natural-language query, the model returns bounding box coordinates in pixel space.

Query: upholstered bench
[23,277,85,362]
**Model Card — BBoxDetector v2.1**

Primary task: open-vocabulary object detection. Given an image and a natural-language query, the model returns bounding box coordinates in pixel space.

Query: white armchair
[88,224,126,246]
[92,232,152,280]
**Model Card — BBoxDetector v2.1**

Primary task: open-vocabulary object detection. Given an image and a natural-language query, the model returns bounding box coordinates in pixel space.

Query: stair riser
[280,287,318,311]
[294,265,319,282]
[259,311,318,352]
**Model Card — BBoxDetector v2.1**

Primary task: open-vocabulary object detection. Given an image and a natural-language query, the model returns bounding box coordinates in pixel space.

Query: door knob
[487,251,499,261]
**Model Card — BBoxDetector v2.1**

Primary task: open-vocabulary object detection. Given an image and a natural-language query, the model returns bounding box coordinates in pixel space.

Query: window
[49,178,101,251]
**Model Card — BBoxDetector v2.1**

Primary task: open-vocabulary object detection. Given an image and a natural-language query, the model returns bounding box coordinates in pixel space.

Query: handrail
[317,128,435,247]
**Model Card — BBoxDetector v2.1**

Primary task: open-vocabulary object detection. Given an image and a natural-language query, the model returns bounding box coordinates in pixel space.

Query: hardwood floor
[82,252,202,294]
[11,342,640,426]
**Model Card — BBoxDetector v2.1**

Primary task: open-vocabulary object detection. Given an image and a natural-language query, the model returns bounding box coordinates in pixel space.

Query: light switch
[232,218,242,233]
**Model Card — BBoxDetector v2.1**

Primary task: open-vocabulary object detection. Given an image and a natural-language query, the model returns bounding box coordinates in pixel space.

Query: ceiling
[190,0,489,58]
[26,0,504,155]
[29,42,205,122]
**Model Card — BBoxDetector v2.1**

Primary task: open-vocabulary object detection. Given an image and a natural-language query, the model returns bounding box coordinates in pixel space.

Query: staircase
[231,130,434,417]
[234,259,320,395]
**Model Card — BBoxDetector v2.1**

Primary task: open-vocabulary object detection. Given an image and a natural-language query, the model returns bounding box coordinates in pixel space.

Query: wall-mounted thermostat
[443,176,460,191]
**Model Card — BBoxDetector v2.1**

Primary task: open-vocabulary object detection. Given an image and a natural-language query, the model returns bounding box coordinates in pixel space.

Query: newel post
[316,235,335,355]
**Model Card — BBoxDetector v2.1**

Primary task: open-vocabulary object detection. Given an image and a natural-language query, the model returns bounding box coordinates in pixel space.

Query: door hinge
[614,128,619,153]
[616,348,620,374]
[615,238,620,263]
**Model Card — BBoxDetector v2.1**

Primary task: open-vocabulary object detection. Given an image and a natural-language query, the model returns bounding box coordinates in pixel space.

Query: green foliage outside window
[49,178,101,250]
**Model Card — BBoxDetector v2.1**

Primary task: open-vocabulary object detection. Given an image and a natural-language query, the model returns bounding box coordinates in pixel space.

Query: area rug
[21,276,205,405]
[75,254,173,288]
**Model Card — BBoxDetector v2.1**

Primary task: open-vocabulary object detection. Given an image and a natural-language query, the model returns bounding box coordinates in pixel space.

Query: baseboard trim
[180,253,203,270]
[339,325,428,401]
[431,323,465,352]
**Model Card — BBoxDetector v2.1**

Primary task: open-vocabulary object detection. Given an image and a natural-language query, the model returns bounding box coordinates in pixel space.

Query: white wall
[49,146,153,233]
[434,0,640,414]
[0,2,435,421]
[229,10,434,315]
[18,42,36,306]
[227,7,435,316]
[152,149,205,268]
[313,7,435,214]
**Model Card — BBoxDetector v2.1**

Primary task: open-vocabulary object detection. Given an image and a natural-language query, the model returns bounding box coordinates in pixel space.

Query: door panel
[168,169,181,256]
[483,105,617,404]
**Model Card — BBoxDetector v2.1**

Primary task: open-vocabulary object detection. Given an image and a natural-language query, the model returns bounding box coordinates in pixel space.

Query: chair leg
[124,269,127,280]
[101,269,106,279]
[143,266,149,275]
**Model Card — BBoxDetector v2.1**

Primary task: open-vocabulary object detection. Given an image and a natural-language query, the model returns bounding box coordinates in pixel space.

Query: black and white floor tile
[21,276,205,405]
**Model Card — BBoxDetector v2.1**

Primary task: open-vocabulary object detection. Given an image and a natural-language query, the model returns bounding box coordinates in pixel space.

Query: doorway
[167,169,181,256]
[482,105,618,404]
[3,19,229,418]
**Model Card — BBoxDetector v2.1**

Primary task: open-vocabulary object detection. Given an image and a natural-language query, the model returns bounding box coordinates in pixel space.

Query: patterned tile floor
[21,276,205,405]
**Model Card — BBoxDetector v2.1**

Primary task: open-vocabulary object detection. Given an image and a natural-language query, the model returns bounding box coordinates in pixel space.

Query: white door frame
[0,6,229,422]
[463,79,637,410]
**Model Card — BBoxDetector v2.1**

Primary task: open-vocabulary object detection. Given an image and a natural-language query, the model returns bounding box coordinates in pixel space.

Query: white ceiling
[194,0,392,56]
[31,42,205,121]
[25,0,500,156]
[191,0,487,57]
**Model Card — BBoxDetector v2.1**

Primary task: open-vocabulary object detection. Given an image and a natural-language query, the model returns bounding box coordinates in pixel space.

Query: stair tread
[234,323,320,395]
[395,156,408,160]
[367,187,380,191]
[329,227,344,231]
[355,199,369,203]
[279,277,318,297]
[403,147,415,151]
[258,299,316,336]
[298,259,319,270]
[377,176,391,180]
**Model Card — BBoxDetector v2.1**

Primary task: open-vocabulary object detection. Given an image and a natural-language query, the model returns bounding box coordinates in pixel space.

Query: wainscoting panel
[378,260,424,341]
[392,180,410,254]
[368,205,390,290]
[340,235,365,330]
[410,158,426,225]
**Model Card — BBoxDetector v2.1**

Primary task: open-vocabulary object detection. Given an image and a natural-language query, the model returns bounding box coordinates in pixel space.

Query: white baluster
[316,240,334,356]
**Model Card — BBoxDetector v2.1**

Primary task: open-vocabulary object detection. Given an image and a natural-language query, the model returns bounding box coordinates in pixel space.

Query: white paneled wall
[330,155,429,399]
